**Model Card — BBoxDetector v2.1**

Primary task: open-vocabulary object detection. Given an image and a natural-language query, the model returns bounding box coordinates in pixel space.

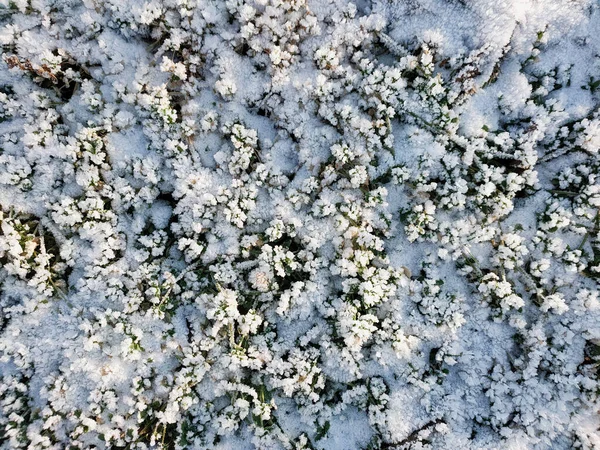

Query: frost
[0,0,599,449]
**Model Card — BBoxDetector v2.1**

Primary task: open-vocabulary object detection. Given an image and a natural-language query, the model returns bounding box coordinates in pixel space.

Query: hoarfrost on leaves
[0,0,600,449]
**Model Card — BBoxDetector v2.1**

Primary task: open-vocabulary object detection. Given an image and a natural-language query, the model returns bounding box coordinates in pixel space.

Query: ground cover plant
[0,0,600,448]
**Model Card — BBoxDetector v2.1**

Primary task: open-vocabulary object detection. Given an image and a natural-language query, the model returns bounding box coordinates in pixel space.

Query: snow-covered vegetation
[1,0,599,448]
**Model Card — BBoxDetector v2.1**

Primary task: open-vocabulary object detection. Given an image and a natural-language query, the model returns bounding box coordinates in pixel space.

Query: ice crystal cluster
[1,0,600,449]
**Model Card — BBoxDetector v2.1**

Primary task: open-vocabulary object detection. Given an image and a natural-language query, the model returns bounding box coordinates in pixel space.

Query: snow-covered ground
[0,0,599,448]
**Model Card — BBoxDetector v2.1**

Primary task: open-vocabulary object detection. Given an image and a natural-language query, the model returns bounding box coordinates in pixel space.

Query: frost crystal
[0,0,599,449]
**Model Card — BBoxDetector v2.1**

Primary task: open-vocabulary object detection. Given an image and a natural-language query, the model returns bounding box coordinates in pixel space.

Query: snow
[0,0,599,449]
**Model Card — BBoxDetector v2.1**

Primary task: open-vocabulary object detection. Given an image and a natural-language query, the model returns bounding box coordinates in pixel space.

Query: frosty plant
[1,0,600,449]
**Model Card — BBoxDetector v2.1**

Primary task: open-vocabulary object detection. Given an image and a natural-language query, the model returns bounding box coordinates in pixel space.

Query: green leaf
[315,421,330,441]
